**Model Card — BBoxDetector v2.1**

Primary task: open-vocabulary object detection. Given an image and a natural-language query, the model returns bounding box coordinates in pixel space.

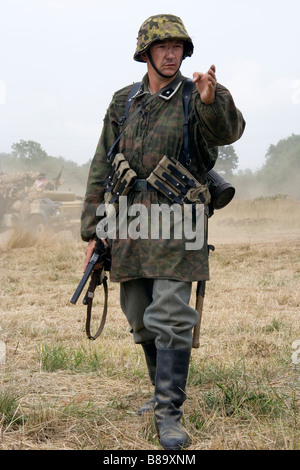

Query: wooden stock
[192,282,205,348]
[192,213,214,349]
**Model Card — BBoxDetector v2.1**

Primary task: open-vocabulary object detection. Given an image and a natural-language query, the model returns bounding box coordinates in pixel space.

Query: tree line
[227,133,300,200]
[0,134,299,199]
[0,140,91,196]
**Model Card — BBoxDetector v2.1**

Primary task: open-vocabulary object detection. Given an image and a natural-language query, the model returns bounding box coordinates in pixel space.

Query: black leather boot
[138,342,157,415]
[154,348,191,450]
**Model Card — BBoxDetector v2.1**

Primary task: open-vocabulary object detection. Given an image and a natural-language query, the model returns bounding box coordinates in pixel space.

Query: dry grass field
[0,197,299,451]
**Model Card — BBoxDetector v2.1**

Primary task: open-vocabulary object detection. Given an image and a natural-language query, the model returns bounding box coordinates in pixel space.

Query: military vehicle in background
[0,170,83,236]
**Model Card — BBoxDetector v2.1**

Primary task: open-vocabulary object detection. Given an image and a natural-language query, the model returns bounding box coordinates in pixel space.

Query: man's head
[134,14,194,68]
[141,38,185,79]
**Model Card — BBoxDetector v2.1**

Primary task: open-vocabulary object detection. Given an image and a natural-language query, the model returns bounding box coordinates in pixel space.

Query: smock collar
[132,72,185,101]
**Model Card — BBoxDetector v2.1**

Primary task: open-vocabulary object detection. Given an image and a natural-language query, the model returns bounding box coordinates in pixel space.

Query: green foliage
[232,134,300,199]
[204,381,286,418]
[36,343,105,372]
[11,139,48,163]
[258,134,300,195]
[188,359,298,427]
[0,390,26,427]
[214,145,238,178]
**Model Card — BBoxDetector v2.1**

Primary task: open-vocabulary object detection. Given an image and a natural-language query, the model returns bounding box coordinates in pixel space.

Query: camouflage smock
[81,72,245,282]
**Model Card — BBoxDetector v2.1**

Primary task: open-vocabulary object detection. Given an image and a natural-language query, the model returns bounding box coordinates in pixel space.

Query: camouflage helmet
[134,14,194,62]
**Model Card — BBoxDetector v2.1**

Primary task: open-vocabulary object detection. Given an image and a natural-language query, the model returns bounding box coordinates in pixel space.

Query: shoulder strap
[181,78,194,167]
[121,82,142,124]
[107,82,142,162]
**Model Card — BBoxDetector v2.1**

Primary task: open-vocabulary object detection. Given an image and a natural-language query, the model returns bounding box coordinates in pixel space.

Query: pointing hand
[193,64,217,105]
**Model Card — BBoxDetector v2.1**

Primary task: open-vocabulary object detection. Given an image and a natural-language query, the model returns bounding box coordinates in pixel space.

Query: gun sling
[84,269,109,340]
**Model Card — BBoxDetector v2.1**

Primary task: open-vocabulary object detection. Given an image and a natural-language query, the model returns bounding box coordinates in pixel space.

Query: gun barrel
[70,252,100,304]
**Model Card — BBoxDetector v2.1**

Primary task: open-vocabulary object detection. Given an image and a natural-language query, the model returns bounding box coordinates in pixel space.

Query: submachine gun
[70,237,111,340]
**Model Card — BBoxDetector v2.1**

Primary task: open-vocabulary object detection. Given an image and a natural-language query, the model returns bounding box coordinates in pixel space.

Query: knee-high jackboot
[154,349,191,450]
[138,342,157,415]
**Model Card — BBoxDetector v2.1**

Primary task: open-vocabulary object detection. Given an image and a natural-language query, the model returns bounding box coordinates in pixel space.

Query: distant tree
[11,140,48,164]
[264,133,300,170]
[214,145,238,178]
[259,134,300,183]
[256,133,300,198]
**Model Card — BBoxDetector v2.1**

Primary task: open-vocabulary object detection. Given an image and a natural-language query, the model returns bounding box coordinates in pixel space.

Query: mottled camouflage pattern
[134,14,194,62]
[81,72,245,282]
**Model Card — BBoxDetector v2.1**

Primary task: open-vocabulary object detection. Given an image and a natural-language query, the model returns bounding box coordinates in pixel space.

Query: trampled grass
[0,198,299,450]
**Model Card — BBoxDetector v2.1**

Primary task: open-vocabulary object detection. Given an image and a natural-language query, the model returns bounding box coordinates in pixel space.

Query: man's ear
[140,52,148,63]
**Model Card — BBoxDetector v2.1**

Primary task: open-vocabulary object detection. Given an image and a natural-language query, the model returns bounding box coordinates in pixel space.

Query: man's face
[148,39,184,77]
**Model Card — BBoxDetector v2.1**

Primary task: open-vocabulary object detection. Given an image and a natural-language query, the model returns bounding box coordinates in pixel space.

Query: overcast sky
[0,0,299,172]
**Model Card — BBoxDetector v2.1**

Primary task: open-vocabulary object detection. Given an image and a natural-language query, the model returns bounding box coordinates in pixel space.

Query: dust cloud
[208,197,300,245]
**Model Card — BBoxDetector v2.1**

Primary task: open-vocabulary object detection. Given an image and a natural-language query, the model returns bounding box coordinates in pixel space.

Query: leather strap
[181,78,194,167]
[107,82,141,162]
[85,270,109,340]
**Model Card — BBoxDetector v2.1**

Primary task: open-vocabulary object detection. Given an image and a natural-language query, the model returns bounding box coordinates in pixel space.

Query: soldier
[81,14,245,449]
[33,172,46,190]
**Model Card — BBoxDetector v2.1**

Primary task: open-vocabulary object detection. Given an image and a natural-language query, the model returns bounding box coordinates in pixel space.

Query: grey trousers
[120,278,199,350]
